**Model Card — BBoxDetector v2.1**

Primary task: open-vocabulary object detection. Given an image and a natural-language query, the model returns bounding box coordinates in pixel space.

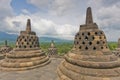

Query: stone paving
[0,58,62,80]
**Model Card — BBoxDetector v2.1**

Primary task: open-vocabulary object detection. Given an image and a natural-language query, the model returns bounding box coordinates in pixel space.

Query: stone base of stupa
[0,48,50,71]
[57,50,120,80]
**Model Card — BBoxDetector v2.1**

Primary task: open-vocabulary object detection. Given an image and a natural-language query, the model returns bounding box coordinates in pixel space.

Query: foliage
[0,41,15,48]
[108,42,117,50]
[40,42,73,55]
[56,42,73,55]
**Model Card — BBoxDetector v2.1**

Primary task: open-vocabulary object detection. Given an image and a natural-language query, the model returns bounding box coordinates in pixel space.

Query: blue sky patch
[11,0,38,15]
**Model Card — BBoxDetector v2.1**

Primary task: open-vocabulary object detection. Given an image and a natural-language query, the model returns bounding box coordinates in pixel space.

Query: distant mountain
[39,37,72,43]
[0,31,72,43]
[0,31,17,42]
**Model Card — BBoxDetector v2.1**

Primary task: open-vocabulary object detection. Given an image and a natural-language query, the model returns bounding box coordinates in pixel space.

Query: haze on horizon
[0,0,120,41]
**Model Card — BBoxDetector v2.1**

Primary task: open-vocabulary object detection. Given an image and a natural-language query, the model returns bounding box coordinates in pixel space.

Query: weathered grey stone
[57,7,120,80]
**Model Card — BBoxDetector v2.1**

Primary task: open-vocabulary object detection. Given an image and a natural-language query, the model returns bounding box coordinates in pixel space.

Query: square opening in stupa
[57,7,120,80]
[0,19,50,71]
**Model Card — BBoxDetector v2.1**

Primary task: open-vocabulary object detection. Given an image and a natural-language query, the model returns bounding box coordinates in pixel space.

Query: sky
[0,0,120,41]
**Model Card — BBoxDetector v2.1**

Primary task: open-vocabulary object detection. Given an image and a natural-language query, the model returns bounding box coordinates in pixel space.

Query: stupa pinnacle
[86,7,93,24]
[57,7,120,80]
[26,19,31,32]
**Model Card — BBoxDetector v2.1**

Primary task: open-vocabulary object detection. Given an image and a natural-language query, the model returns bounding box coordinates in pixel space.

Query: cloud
[0,0,14,33]
[21,9,30,14]
[0,0,13,18]
[50,0,75,16]
[0,0,77,40]
[27,0,85,16]
[27,0,50,8]
[102,0,120,7]
[0,0,120,41]
[87,0,120,41]
[4,14,76,40]
[87,0,120,27]
[98,4,120,27]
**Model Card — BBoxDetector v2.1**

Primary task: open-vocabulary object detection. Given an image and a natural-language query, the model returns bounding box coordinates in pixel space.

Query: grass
[108,42,117,50]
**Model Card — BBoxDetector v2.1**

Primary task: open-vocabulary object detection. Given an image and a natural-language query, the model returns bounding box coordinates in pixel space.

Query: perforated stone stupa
[57,7,120,80]
[48,40,58,57]
[0,40,12,54]
[113,39,120,57]
[0,19,50,71]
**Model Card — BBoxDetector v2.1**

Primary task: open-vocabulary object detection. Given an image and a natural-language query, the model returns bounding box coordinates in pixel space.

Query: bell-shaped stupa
[0,40,12,59]
[113,39,120,57]
[0,40,12,54]
[57,7,120,80]
[0,19,50,71]
[48,40,58,57]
